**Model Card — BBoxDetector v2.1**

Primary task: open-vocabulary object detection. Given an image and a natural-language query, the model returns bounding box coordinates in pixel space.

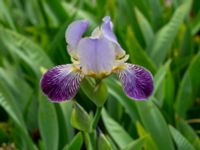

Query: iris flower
[40,16,154,102]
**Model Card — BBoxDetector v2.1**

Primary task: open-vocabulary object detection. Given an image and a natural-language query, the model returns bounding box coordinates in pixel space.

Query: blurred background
[0,0,200,149]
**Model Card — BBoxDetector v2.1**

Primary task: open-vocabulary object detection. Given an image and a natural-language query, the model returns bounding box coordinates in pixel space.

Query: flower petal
[65,20,89,53]
[101,16,117,42]
[40,65,84,102]
[101,16,125,57]
[116,64,154,100]
[77,37,115,77]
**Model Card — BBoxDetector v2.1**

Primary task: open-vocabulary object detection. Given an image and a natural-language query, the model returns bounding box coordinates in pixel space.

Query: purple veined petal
[40,64,84,102]
[116,63,154,100]
[77,37,115,77]
[101,16,125,57]
[65,19,89,53]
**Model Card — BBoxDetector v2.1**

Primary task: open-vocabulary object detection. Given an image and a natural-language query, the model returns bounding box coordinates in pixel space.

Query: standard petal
[116,64,154,100]
[77,37,115,77]
[65,19,89,52]
[101,16,125,57]
[40,65,84,102]
[101,16,125,58]
[101,16,117,42]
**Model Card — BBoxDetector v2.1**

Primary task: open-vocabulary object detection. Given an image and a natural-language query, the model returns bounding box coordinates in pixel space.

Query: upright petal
[65,20,89,53]
[77,37,115,77]
[101,16,117,42]
[40,65,84,102]
[116,64,154,100]
[101,16,125,57]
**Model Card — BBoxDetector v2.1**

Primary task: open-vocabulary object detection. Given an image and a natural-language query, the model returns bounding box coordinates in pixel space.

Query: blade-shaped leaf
[105,78,139,123]
[169,125,195,150]
[135,7,154,49]
[175,52,200,117]
[122,137,146,150]
[149,0,192,66]
[63,132,83,150]
[0,26,53,77]
[101,108,133,149]
[177,119,200,150]
[136,101,174,150]
[38,94,59,150]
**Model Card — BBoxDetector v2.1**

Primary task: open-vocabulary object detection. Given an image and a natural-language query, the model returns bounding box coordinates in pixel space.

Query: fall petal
[116,63,154,100]
[40,65,84,102]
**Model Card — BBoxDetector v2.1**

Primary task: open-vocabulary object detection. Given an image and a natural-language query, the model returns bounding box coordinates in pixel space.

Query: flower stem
[91,106,102,131]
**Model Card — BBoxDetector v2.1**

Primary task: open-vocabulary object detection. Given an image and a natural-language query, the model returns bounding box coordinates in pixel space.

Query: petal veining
[40,65,84,102]
[77,37,115,77]
[65,20,89,54]
[116,63,154,100]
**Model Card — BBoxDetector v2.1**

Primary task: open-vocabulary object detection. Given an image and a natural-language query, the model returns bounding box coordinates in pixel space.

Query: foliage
[0,0,200,149]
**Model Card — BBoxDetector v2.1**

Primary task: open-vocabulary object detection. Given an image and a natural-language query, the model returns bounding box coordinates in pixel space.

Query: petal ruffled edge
[116,63,154,100]
[40,64,84,102]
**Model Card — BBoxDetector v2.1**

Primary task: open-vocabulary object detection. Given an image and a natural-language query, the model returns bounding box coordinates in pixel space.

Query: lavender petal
[101,16,125,57]
[117,63,154,100]
[40,65,84,102]
[77,37,115,76]
[65,20,89,53]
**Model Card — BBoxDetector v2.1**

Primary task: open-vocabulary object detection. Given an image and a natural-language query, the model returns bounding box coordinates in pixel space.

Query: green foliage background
[0,0,200,149]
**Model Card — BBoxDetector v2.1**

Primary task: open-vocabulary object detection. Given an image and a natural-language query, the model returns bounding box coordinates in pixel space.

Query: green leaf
[44,0,68,23]
[135,7,154,49]
[24,0,45,25]
[147,0,163,30]
[0,93,36,150]
[62,1,96,26]
[81,78,108,107]
[0,64,33,115]
[38,95,59,150]
[177,119,200,150]
[169,125,195,150]
[136,122,158,150]
[0,74,26,129]
[0,26,53,77]
[153,59,171,94]
[54,104,69,149]
[71,102,91,132]
[60,102,75,142]
[150,0,192,66]
[0,0,16,30]
[163,69,175,122]
[122,137,146,150]
[126,27,156,74]
[105,78,139,123]
[101,108,133,149]
[136,101,174,150]
[63,132,83,150]
[190,10,200,35]
[84,132,96,150]
[175,52,200,117]
[97,133,112,150]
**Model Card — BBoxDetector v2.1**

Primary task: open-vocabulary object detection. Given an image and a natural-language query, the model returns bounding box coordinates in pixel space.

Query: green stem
[91,107,102,131]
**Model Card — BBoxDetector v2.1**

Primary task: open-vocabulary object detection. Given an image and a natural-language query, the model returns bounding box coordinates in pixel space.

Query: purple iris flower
[40,16,154,102]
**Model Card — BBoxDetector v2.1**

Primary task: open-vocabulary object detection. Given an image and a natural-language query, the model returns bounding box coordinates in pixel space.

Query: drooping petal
[101,16,125,57]
[116,64,154,100]
[77,37,115,77]
[40,65,84,102]
[65,20,89,53]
